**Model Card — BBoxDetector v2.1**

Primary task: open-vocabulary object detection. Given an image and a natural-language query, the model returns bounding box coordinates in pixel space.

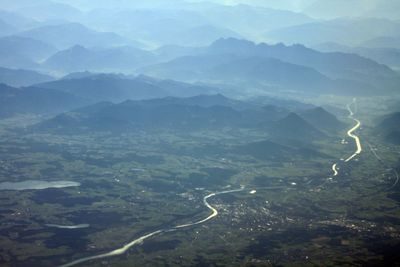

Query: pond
[0,180,80,190]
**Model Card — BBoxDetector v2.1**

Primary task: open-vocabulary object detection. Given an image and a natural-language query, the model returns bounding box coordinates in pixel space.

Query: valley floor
[0,100,399,267]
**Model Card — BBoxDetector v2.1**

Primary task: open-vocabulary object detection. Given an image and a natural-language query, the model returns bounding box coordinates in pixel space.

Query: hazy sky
[3,0,399,20]
[188,0,314,11]
[187,0,400,19]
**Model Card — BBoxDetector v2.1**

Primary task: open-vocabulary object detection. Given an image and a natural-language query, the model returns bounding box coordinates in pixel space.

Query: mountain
[0,67,54,87]
[60,71,98,80]
[0,49,37,69]
[0,83,86,118]
[303,0,371,19]
[0,9,40,30]
[362,36,400,49]
[132,93,254,111]
[0,36,57,67]
[0,0,52,11]
[312,42,350,53]
[34,74,217,103]
[35,98,245,132]
[377,112,400,144]
[34,93,293,133]
[250,96,315,112]
[0,19,17,36]
[78,3,312,47]
[134,76,219,98]
[385,131,400,144]
[209,57,332,90]
[34,95,330,142]
[378,112,400,132]
[139,52,375,95]
[209,38,397,78]
[43,45,154,73]
[364,1,400,20]
[35,74,168,103]
[268,112,326,141]
[153,45,201,62]
[304,0,400,20]
[313,42,400,71]
[192,3,313,39]
[299,107,347,133]
[17,23,130,49]
[205,38,399,92]
[52,0,185,10]
[139,53,236,81]
[80,8,216,47]
[174,24,242,47]
[353,47,400,70]
[129,94,288,124]
[265,18,400,48]
[14,2,82,21]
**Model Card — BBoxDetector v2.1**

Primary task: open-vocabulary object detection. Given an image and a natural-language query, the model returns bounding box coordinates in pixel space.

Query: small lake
[0,180,80,190]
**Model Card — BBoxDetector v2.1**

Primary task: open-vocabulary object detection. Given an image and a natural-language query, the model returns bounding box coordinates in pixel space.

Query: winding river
[329,99,363,178]
[331,163,339,177]
[344,99,362,162]
[59,187,244,267]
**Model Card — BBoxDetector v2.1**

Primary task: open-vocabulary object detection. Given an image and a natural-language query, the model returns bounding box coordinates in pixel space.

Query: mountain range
[0,9,40,30]
[16,23,131,49]
[313,42,400,71]
[0,67,54,87]
[140,38,398,95]
[0,35,56,69]
[268,112,326,142]
[75,3,313,46]
[265,18,400,48]
[0,83,86,118]
[34,94,345,138]
[34,74,218,103]
[300,107,347,133]
[207,38,399,87]
[0,19,17,37]
[13,2,82,21]
[378,111,400,144]
[43,45,155,73]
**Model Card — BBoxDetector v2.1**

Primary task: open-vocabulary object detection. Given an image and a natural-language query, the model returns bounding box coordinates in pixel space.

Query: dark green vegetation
[377,112,400,144]
[1,94,400,267]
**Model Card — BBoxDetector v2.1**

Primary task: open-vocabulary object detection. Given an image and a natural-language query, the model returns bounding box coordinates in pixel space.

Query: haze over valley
[0,1,400,266]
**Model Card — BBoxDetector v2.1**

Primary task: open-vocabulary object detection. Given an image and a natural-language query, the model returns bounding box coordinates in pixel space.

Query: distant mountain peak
[300,106,346,132]
[309,106,328,114]
[210,37,255,49]
[70,44,87,50]
[281,112,306,123]
[0,67,54,87]
[271,112,325,140]
[134,74,160,83]
[61,71,95,80]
